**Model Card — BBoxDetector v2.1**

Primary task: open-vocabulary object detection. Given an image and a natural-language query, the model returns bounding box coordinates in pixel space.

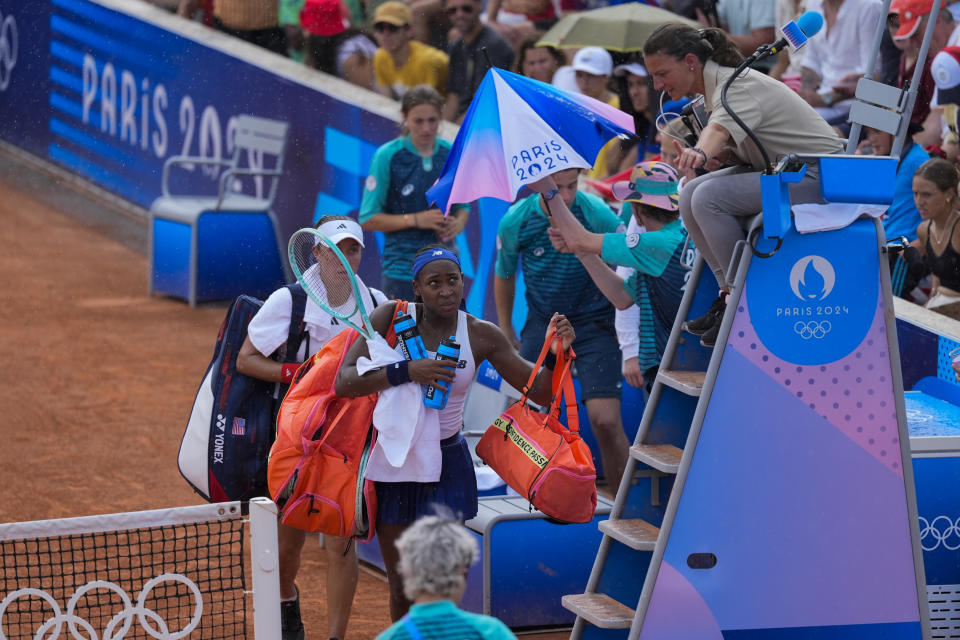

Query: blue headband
[412,248,461,280]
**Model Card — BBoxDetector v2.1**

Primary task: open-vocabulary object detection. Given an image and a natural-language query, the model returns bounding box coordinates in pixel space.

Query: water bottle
[424,336,460,410]
[393,312,427,360]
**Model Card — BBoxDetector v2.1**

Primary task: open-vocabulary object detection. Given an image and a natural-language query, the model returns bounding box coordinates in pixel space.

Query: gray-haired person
[374,516,518,639]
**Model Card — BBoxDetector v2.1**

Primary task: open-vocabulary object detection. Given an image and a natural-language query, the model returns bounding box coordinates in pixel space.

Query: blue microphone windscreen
[797,11,824,37]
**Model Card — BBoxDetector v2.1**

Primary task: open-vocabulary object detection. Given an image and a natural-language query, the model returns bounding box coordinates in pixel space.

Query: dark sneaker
[281,591,305,640]
[700,318,722,348]
[684,294,726,336]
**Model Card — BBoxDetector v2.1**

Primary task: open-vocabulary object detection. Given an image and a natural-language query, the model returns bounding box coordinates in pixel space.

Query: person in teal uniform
[494,167,632,491]
[374,515,518,639]
[360,85,470,300]
[535,161,690,394]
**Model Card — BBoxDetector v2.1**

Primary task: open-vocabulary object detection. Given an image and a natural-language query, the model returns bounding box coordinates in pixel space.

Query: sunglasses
[445,4,475,15]
[374,22,404,32]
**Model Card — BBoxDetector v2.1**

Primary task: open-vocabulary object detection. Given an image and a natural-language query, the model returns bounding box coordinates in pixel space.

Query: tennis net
[0,498,280,640]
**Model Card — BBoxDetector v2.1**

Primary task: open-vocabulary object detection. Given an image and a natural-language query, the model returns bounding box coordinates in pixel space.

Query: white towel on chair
[358,338,441,483]
[792,202,887,234]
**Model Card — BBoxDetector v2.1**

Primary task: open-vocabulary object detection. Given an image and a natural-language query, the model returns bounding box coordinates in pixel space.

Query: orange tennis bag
[476,329,597,523]
[267,313,400,540]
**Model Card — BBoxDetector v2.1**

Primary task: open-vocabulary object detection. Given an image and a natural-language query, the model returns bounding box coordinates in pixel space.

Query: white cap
[932,47,960,107]
[572,46,613,77]
[316,218,365,247]
[551,65,581,93]
[614,63,647,78]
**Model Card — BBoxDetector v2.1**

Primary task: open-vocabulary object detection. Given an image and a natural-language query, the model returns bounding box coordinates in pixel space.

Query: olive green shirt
[702,60,844,173]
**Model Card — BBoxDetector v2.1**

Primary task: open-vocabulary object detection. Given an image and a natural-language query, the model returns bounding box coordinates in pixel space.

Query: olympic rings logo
[793,320,832,339]
[0,11,17,92]
[0,573,203,640]
[919,515,960,552]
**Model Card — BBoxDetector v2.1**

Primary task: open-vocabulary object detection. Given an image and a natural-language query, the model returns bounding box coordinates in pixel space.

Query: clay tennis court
[0,150,567,639]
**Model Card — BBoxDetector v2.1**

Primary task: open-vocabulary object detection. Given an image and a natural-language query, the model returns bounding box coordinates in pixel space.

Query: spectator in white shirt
[800,0,884,124]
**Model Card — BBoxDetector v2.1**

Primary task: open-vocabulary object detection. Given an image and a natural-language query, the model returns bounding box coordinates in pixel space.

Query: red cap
[301,0,349,36]
[889,0,946,40]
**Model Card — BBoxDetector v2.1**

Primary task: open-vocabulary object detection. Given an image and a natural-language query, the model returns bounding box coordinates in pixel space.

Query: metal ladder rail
[626,240,755,640]
[566,254,710,638]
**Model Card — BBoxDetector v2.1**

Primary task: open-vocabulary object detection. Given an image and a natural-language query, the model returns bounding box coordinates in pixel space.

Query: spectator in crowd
[280,0,308,62]
[771,0,808,86]
[484,0,558,51]
[533,162,689,395]
[856,125,930,242]
[643,24,843,347]
[907,158,960,319]
[237,216,387,640]
[375,516,518,640]
[709,0,776,62]
[515,37,566,84]
[931,46,960,160]
[302,0,378,90]
[495,168,630,491]
[609,61,656,174]
[890,0,954,148]
[178,0,288,55]
[443,0,515,123]
[372,1,450,100]
[360,86,470,300]
[799,0,883,126]
[571,47,620,179]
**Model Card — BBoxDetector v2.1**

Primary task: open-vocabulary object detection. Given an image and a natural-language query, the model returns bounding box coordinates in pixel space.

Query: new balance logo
[432,250,444,256]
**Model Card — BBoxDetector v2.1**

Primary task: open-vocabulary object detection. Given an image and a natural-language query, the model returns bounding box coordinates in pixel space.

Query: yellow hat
[373,1,411,26]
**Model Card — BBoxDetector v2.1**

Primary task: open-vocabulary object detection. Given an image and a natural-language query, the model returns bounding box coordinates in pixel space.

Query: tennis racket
[288,227,380,343]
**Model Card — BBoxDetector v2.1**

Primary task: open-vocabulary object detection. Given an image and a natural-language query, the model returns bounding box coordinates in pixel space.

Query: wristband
[280,363,299,383]
[385,360,411,386]
[691,147,708,164]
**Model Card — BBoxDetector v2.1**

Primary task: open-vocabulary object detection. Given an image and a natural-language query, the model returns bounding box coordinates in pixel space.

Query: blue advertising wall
[0,0,512,317]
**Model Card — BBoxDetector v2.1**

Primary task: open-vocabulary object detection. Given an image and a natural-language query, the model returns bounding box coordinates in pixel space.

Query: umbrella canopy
[427,68,635,215]
[537,3,698,52]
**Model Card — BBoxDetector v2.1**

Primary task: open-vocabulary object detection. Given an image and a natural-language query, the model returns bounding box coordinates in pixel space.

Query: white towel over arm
[357,338,442,483]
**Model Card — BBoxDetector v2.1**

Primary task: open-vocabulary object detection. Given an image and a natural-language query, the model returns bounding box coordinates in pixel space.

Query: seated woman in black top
[910,158,960,320]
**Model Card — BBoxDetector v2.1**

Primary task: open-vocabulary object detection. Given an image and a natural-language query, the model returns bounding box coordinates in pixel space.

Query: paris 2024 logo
[748,226,878,364]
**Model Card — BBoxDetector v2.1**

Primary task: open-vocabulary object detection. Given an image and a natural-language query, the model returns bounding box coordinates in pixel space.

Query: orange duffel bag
[476,329,597,523]
[268,309,401,539]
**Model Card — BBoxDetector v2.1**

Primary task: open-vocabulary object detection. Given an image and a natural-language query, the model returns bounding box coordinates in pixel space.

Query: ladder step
[599,518,659,550]
[562,593,635,629]
[656,369,706,396]
[630,444,682,473]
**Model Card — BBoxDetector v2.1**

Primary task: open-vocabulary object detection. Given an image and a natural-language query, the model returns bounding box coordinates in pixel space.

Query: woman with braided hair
[642,23,844,347]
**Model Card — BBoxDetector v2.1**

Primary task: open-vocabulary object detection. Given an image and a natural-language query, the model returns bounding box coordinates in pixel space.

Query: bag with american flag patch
[178,285,308,502]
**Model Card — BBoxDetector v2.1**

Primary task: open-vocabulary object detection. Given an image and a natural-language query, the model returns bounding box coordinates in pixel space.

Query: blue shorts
[374,433,478,525]
[521,312,622,402]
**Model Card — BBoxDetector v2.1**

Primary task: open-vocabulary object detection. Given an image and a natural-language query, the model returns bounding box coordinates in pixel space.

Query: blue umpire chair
[148,115,290,306]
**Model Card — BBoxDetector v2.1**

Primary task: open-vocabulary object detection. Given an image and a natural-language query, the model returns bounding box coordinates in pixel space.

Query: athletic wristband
[385,360,411,386]
[691,147,708,164]
[280,363,299,383]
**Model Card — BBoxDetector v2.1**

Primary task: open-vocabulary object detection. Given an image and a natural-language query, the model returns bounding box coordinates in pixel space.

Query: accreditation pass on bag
[491,416,548,468]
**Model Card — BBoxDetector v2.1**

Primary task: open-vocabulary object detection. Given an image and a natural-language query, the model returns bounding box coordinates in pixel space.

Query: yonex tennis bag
[476,330,597,523]
[268,303,403,539]
[178,285,308,503]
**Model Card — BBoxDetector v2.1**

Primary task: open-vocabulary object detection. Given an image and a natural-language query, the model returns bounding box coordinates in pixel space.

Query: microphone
[768,11,824,56]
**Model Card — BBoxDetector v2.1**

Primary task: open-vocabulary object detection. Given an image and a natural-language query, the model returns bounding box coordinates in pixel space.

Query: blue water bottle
[393,311,427,360]
[424,336,460,410]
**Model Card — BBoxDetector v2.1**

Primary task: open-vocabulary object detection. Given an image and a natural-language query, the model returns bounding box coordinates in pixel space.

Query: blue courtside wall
[0,0,510,316]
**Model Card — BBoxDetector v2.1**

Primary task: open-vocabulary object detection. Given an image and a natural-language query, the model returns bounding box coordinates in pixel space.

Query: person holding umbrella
[641,24,843,347]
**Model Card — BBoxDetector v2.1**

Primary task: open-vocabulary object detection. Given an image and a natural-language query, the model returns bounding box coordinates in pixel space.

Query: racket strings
[289,232,360,320]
